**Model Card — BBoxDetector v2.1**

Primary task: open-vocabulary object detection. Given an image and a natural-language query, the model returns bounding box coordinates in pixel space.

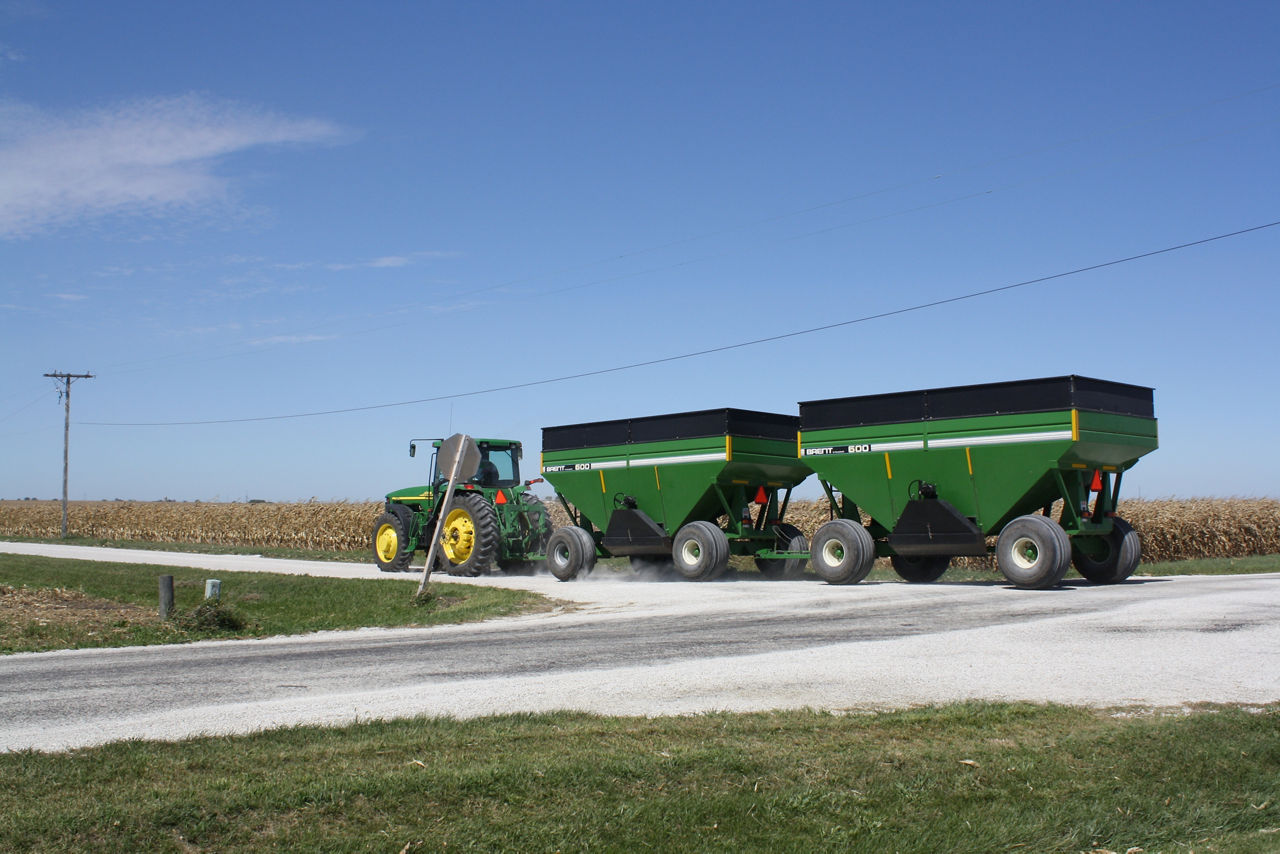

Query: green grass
[1138,554,1280,576]
[0,555,549,654]
[1,703,1276,852]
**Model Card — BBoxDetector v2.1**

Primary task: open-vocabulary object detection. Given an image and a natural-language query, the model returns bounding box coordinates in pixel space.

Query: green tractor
[373,438,553,576]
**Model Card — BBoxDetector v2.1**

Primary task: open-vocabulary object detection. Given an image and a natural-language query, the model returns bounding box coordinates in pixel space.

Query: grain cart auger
[798,375,1158,589]
[539,408,813,581]
[373,438,553,575]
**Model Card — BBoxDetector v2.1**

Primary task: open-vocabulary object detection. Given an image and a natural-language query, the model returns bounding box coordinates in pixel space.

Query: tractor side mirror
[409,442,416,458]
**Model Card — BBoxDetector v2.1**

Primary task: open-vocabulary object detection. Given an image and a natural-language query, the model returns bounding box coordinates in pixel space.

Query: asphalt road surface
[2,542,1277,752]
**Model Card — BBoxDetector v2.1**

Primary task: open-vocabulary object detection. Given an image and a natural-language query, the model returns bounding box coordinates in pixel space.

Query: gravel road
[2,542,1277,753]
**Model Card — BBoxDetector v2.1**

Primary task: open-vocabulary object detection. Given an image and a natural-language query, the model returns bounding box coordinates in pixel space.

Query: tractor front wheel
[439,492,500,576]
[372,511,413,573]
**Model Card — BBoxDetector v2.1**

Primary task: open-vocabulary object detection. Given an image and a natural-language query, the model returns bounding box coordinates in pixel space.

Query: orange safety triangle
[494,491,508,505]
[754,486,769,505]
[1090,470,1103,492]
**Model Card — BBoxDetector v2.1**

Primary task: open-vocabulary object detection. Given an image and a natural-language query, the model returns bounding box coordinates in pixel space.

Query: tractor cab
[411,438,523,489]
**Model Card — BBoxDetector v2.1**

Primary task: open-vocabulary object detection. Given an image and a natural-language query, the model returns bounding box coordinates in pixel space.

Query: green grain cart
[540,408,812,581]
[799,375,1158,589]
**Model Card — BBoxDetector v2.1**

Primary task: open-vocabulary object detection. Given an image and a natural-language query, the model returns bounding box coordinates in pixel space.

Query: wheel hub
[821,540,845,564]
[376,524,399,562]
[1010,536,1040,570]
[442,508,475,562]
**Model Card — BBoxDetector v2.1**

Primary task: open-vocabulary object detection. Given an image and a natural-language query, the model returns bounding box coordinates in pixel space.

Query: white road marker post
[416,433,481,596]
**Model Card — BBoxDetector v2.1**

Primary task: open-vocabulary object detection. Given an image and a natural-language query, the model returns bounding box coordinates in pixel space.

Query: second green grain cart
[800,376,1158,589]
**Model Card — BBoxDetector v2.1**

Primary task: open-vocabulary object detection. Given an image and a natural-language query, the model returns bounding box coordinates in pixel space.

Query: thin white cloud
[291,249,459,271]
[0,93,345,237]
[52,293,87,301]
[250,333,337,346]
[0,1,51,21]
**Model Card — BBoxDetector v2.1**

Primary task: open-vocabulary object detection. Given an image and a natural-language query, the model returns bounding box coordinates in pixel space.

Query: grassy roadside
[0,534,369,562]
[1,703,1277,852]
[0,555,549,654]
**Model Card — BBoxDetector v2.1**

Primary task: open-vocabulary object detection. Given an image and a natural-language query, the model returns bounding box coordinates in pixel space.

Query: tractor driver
[474,454,500,487]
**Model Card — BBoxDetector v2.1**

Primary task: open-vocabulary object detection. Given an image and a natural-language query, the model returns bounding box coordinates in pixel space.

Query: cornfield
[1,497,1277,563]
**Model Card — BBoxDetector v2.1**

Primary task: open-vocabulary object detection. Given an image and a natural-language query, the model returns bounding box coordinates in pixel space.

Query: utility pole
[44,371,93,538]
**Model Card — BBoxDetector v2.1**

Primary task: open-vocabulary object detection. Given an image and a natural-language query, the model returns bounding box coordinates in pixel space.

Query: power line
[82,219,1279,428]
[91,81,1280,378]
[0,389,57,424]
[439,80,1280,298]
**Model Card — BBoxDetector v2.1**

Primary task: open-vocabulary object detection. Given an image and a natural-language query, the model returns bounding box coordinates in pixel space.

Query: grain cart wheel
[996,515,1071,589]
[372,511,414,573]
[890,554,951,583]
[546,526,597,581]
[440,492,500,577]
[1072,517,1141,584]
[755,523,809,579]
[811,519,875,585]
[672,521,730,581]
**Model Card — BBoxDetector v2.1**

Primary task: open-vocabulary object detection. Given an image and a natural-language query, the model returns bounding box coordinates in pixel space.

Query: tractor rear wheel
[546,525,597,581]
[439,492,500,576]
[890,554,950,583]
[672,521,730,581]
[996,515,1071,589]
[755,523,809,579]
[812,519,875,584]
[372,511,413,573]
[1072,517,1141,584]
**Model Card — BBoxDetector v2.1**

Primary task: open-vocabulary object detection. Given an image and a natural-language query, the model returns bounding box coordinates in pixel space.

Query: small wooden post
[159,575,174,619]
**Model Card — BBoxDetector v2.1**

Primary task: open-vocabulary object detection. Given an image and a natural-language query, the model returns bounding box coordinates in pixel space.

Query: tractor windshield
[474,444,519,488]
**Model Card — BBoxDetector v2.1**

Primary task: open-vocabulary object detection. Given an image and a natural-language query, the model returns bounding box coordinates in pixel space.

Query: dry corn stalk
[1,496,1277,563]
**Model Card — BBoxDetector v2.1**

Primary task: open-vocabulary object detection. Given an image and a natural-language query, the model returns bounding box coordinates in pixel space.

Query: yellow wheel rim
[442,507,475,563]
[376,523,400,563]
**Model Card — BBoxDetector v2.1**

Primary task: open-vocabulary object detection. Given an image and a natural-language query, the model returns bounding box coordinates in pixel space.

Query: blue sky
[1,0,1277,502]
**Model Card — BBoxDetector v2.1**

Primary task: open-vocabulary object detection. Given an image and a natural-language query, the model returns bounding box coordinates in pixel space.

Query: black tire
[546,525,597,581]
[755,523,809,579]
[890,554,950,583]
[811,519,875,584]
[672,521,730,581]
[372,510,414,573]
[1072,517,1141,584]
[438,491,500,577]
[996,514,1071,589]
